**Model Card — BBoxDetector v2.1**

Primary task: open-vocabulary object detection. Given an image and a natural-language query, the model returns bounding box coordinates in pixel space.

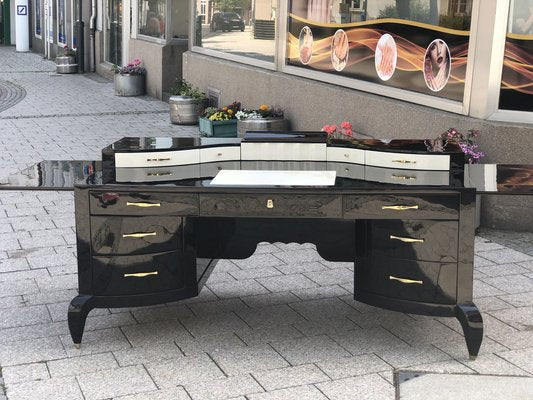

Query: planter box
[199,117,238,137]
[237,117,290,137]
[56,56,78,74]
[169,96,208,125]
[114,74,146,97]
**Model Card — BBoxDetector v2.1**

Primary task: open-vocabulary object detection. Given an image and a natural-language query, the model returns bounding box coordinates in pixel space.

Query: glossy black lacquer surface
[58,134,491,359]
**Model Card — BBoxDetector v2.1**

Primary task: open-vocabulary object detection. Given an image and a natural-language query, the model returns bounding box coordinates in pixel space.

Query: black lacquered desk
[2,132,531,359]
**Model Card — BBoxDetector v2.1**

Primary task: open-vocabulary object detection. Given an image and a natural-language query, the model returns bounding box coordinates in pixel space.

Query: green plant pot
[199,117,238,137]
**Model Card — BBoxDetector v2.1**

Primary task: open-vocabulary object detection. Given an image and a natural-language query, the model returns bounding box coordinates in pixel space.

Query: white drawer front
[115,165,201,182]
[365,150,450,170]
[327,162,365,179]
[240,143,327,161]
[326,147,365,164]
[364,166,450,186]
[200,146,241,163]
[115,149,200,168]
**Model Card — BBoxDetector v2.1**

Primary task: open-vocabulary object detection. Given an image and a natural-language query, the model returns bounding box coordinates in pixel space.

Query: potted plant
[112,59,146,97]
[199,102,241,137]
[235,104,290,136]
[322,121,355,139]
[169,79,209,125]
[56,45,78,74]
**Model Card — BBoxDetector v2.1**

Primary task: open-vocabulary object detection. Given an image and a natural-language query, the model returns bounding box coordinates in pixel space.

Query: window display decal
[287,15,470,102]
[299,26,313,65]
[499,0,533,112]
[375,33,397,81]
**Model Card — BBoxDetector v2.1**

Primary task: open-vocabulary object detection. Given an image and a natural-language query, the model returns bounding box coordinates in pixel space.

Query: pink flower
[343,129,353,137]
[131,58,141,66]
[322,125,337,135]
[340,121,352,131]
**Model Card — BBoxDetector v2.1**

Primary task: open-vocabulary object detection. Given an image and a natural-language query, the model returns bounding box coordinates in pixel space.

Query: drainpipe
[89,0,96,71]
[77,0,84,72]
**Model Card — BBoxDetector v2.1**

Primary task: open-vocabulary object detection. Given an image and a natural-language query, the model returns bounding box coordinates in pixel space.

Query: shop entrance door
[105,0,122,65]
[0,0,11,45]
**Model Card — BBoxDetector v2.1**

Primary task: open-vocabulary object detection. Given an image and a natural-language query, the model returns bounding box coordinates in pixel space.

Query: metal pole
[77,0,84,72]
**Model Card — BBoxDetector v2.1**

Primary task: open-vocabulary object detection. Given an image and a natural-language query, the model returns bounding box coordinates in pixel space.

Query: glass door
[105,0,122,65]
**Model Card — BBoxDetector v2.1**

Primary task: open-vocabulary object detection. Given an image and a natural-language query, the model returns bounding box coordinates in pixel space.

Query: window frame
[35,0,43,39]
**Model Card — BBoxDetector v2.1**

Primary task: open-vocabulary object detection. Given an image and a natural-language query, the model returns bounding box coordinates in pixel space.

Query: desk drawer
[91,216,182,255]
[327,147,365,164]
[200,194,342,218]
[89,191,198,216]
[369,220,458,262]
[115,149,199,168]
[344,194,459,219]
[365,150,450,171]
[92,251,191,296]
[355,256,456,304]
[115,165,201,183]
[200,146,241,163]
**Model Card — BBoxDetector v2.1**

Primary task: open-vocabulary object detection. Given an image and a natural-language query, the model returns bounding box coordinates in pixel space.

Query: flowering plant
[170,79,206,100]
[439,128,484,164]
[203,102,241,121]
[60,44,76,57]
[111,58,146,75]
[235,104,284,120]
[321,121,354,139]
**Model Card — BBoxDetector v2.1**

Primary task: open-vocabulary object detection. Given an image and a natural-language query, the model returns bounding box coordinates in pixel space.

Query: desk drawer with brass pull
[89,191,198,216]
[200,194,342,218]
[92,251,190,296]
[355,256,457,304]
[344,194,459,219]
[114,149,200,168]
[199,146,241,163]
[90,216,183,255]
[365,150,450,171]
[368,220,458,262]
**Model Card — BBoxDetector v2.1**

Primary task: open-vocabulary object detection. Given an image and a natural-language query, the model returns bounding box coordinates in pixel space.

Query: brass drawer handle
[382,205,419,211]
[146,158,171,162]
[391,174,416,180]
[392,159,417,164]
[390,235,424,243]
[124,271,159,278]
[122,232,157,238]
[147,172,172,177]
[267,199,274,208]
[126,202,161,208]
[389,275,423,285]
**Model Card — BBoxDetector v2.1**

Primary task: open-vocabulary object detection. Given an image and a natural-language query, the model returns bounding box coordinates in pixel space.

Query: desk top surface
[0,135,531,194]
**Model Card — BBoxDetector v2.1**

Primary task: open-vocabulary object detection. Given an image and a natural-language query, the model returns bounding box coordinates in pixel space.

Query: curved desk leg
[68,295,95,348]
[455,303,483,360]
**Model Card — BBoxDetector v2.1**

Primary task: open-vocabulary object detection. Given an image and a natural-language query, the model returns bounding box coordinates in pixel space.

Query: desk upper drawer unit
[369,220,458,262]
[199,146,241,163]
[326,147,365,164]
[114,149,200,168]
[365,151,450,171]
[200,194,342,218]
[89,191,198,216]
[91,216,183,255]
[344,194,459,219]
[356,256,457,304]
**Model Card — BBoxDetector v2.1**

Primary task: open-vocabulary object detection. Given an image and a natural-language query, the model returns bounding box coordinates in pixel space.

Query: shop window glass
[287,0,473,102]
[58,0,66,44]
[138,0,166,39]
[499,0,533,112]
[35,0,42,37]
[105,0,122,64]
[171,0,189,39]
[194,0,276,63]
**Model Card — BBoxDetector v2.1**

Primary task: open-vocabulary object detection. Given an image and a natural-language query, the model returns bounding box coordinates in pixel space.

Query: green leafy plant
[203,102,241,121]
[170,79,206,100]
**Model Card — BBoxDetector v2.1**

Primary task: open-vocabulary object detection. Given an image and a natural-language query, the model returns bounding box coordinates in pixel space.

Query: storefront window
[57,0,66,44]
[105,0,122,64]
[138,0,166,39]
[171,0,189,39]
[194,0,276,63]
[71,0,78,48]
[35,0,42,37]
[499,0,533,112]
[287,0,473,102]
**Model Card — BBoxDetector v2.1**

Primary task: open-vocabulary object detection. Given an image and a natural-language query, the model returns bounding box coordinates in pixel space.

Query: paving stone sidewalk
[0,46,532,400]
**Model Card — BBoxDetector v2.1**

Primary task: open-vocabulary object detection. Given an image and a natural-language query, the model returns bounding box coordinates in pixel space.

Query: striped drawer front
[115,149,200,168]
[240,142,327,161]
[199,146,241,163]
[365,150,450,171]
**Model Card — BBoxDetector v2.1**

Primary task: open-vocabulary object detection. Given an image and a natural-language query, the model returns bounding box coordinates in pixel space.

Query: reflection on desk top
[1,159,532,194]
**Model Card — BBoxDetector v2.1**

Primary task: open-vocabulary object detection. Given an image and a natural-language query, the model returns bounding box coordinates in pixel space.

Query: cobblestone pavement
[0,46,532,400]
